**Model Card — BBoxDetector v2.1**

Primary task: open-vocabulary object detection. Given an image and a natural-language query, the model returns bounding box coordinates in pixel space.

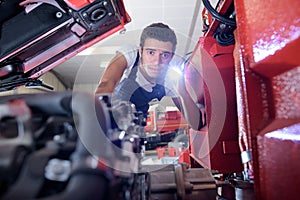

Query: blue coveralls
[113,54,166,118]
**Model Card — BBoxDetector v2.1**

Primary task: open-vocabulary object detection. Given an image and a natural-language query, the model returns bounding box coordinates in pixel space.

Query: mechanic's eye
[161,52,171,59]
[146,50,156,56]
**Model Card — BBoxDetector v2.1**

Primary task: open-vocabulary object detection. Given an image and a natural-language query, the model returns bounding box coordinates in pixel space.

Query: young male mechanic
[95,22,204,130]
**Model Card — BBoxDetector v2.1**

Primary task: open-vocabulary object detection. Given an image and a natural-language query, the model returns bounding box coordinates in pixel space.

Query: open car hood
[0,0,130,91]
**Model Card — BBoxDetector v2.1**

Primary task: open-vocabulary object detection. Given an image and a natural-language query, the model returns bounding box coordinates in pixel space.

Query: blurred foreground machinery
[0,92,218,200]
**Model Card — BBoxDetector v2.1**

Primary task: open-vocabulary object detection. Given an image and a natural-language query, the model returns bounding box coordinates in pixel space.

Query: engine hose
[214,31,235,46]
[202,0,236,27]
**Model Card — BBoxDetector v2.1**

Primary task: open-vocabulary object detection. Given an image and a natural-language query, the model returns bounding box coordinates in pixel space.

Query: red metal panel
[64,0,93,10]
[234,0,300,72]
[187,36,243,173]
[234,0,300,199]
[257,123,300,200]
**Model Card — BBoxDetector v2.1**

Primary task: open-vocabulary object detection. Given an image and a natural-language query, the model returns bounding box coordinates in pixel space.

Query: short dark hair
[140,22,177,52]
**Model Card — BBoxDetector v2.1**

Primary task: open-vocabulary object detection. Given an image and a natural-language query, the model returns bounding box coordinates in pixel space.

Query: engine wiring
[202,0,236,27]
[202,0,236,46]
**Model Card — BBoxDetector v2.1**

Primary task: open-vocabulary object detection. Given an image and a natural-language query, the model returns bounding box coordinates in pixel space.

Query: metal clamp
[241,150,252,164]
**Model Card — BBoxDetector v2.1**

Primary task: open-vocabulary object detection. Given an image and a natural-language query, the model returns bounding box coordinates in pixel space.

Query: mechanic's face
[139,38,174,83]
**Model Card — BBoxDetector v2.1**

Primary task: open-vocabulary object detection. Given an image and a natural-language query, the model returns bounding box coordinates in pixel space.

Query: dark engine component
[0,92,114,199]
[143,164,216,200]
[0,0,130,91]
[0,92,220,200]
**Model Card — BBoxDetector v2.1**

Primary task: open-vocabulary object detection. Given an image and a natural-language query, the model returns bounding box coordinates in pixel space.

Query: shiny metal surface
[234,0,300,199]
